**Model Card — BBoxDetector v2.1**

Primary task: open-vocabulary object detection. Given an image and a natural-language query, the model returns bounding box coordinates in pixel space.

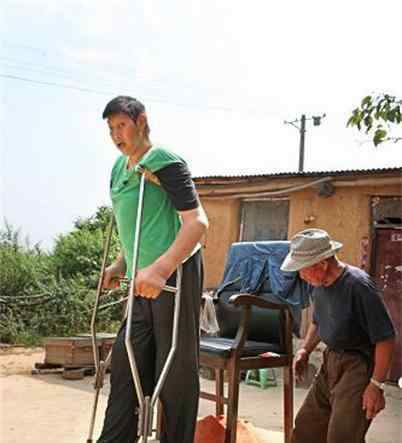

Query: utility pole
[299,114,306,172]
[284,113,326,172]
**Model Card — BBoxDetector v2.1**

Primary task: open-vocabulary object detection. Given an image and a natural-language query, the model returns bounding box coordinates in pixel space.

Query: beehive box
[78,333,116,361]
[101,334,116,361]
[43,336,100,367]
[43,333,117,368]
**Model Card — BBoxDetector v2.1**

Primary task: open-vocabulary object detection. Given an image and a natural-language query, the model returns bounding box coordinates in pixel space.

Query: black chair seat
[200,336,282,357]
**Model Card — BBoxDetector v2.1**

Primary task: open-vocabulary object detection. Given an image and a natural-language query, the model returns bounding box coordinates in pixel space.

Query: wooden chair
[199,290,294,443]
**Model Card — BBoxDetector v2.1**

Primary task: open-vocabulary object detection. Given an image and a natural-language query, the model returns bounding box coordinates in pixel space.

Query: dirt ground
[1,348,401,443]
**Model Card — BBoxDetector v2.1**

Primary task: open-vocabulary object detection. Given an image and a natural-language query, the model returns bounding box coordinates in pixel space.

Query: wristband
[370,377,385,391]
[297,348,310,355]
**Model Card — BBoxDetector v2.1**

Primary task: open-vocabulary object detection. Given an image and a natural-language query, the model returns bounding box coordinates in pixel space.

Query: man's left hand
[362,383,385,420]
[134,262,171,299]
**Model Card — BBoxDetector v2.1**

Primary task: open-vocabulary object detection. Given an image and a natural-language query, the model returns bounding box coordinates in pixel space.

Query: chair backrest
[216,290,282,346]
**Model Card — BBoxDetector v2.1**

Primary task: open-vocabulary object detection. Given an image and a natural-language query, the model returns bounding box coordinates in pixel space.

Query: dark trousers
[98,251,203,443]
[292,349,372,443]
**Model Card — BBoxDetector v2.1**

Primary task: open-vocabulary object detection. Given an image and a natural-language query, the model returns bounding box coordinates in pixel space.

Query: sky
[1,0,402,249]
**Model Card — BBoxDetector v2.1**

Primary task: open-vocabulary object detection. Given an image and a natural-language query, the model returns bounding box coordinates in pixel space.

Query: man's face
[107,113,139,156]
[299,261,329,287]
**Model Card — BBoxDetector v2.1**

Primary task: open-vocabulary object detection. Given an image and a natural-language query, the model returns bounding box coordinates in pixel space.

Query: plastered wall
[288,184,401,268]
[200,182,401,289]
[201,199,240,288]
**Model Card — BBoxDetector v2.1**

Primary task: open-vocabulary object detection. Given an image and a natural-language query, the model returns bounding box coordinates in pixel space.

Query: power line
[0,56,231,110]
[0,73,229,111]
[0,72,279,117]
[1,42,282,118]
[0,57,147,94]
[3,41,48,56]
[0,73,114,96]
[0,48,197,91]
[0,55,169,91]
[0,60,107,86]
[0,56,180,105]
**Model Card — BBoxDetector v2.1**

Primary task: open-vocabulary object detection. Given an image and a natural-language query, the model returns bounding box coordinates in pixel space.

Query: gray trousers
[292,348,372,443]
[98,251,203,443]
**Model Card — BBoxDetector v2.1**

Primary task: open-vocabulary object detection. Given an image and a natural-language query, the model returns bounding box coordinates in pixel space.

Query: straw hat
[281,229,342,272]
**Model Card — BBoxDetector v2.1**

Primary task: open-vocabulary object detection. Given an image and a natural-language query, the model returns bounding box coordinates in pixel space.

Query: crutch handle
[120,278,177,295]
[163,285,177,293]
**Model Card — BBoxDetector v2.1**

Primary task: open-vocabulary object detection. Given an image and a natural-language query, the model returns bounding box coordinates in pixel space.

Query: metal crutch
[86,218,131,443]
[86,222,134,442]
[86,217,117,443]
[125,171,183,443]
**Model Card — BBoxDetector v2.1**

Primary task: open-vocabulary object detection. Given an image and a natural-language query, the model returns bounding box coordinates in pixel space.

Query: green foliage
[347,93,402,146]
[52,206,120,287]
[0,275,124,344]
[0,208,123,345]
[0,222,52,299]
[53,228,107,282]
[74,206,113,232]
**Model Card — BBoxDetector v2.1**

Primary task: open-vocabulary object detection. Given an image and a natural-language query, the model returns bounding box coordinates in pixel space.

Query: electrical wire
[1,72,277,116]
[0,56,170,93]
[1,41,281,116]
[0,73,114,96]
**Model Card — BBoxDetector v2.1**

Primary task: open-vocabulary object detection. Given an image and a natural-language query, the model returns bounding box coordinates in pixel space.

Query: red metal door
[373,228,402,382]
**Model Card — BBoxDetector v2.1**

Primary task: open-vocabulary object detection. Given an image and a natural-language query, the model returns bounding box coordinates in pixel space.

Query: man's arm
[362,337,395,419]
[294,321,321,382]
[134,160,209,298]
[153,206,208,275]
[372,336,395,383]
[135,206,208,298]
[354,275,396,419]
[300,321,321,354]
[132,158,208,297]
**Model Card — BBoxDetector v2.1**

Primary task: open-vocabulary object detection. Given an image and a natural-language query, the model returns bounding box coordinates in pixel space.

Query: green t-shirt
[110,146,184,277]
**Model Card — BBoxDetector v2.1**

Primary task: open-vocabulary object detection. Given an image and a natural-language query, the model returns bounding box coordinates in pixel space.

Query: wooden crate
[43,336,100,367]
[101,335,116,361]
[44,333,117,368]
[78,333,116,361]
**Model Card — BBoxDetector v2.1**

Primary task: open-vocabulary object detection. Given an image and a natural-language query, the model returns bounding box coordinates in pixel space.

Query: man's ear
[136,112,147,132]
[320,259,330,271]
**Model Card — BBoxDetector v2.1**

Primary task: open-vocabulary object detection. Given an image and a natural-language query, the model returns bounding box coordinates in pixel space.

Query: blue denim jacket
[216,241,312,336]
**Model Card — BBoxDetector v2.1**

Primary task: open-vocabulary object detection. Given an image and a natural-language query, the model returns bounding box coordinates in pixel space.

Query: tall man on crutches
[97,96,208,443]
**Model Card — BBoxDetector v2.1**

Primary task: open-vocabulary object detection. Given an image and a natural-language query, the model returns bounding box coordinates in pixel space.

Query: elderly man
[281,229,395,443]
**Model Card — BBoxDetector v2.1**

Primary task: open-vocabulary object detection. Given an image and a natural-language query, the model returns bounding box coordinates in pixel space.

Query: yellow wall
[289,184,401,266]
[200,182,401,289]
[202,199,240,288]
[288,187,369,265]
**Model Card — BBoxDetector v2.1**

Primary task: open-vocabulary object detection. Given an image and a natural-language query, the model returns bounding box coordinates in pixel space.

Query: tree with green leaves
[347,94,402,146]
[0,207,122,345]
[52,206,119,285]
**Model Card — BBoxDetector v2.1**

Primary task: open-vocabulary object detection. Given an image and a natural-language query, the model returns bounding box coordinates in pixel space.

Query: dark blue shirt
[312,265,395,358]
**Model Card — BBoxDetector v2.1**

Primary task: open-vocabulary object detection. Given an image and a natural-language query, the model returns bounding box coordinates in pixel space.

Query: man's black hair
[102,96,150,135]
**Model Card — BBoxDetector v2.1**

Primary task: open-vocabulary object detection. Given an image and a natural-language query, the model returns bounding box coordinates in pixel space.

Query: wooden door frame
[370,195,402,276]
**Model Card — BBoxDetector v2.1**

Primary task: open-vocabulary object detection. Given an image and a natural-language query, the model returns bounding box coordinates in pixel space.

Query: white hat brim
[280,241,343,272]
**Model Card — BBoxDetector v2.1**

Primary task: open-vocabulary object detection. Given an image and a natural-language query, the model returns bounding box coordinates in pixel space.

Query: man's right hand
[102,264,123,289]
[293,348,310,382]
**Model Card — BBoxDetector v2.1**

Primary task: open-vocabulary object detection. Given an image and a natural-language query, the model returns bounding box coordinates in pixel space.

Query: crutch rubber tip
[86,440,93,443]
